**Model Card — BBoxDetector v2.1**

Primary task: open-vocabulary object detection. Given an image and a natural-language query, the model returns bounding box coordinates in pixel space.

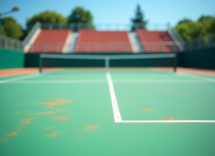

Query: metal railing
[40,23,171,31]
[184,34,215,51]
[22,22,41,51]
[0,35,23,51]
[168,28,184,51]
[27,42,182,53]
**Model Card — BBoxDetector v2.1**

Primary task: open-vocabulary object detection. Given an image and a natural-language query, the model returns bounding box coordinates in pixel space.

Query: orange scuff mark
[141,109,152,112]
[61,110,64,112]
[45,127,53,129]
[133,112,135,114]
[53,117,69,120]
[46,132,58,137]
[86,125,98,130]
[40,99,70,107]
[56,108,59,112]
[34,112,53,115]
[164,116,172,120]
[23,119,30,124]
[118,104,121,106]
[153,88,159,90]
[8,132,16,136]
[14,113,17,115]
[23,127,25,129]
[0,139,6,141]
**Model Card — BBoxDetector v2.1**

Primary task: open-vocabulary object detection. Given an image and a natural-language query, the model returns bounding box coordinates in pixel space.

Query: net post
[174,53,178,73]
[39,54,42,73]
[105,57,109,72]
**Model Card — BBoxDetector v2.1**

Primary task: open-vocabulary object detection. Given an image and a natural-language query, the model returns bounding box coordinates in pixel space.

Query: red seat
[28,29,71,53]
[137,29,179,52]
[75,30,132,53]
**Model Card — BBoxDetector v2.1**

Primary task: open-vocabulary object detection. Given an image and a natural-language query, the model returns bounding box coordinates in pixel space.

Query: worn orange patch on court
[40,99,71,107]
[86,125,98,130]
[53,117,69,120]
[23,119,30,124]
[46,132,58,137]
[8,132,16,136]
[164,116,173,120]
[34,112,53,115]
[0,139,6,141]
[56,108,59,112]
[45,127,53,129]
[141,109,152,112]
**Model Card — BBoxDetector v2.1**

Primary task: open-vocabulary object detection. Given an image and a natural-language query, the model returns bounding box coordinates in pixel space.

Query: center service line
[106,72,122,122]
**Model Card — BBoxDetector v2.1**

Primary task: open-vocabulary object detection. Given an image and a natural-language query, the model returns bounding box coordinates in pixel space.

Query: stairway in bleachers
[75,30,132,53]
[28,29,71,53]
[137,29,179,52]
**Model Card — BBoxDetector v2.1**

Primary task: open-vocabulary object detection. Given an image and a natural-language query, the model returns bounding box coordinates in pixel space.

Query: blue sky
[0,0,215,29]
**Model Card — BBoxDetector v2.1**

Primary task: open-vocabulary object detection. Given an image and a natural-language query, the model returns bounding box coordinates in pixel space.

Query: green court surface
[1,69,215,156]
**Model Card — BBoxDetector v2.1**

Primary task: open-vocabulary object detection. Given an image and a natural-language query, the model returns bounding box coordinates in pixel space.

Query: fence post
[208,36,211,48]
[5,38,7,49]
[198,38,201,49]
[30,44,33,53]
[149,43,151,52]
[49,24,52,30]
[190,41,193,51]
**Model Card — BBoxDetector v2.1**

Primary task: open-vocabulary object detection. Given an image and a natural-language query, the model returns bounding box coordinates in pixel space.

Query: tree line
[1,5,215,41]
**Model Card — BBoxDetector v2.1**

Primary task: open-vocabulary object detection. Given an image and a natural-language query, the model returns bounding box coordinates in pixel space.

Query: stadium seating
[75,29,132,53]
[137,29,179,52]
[28,29,71,53]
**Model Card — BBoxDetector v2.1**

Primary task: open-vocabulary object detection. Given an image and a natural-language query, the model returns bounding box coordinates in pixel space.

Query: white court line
[106,72,122,122]
[9,80,107,83]
[116,120,215,123]
[177,73,215,82]
[8,79,212,84]
[0,73,43,84]
[113,80,207,83]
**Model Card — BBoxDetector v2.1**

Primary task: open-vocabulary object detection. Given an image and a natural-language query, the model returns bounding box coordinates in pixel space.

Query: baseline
[177,73,215,82]
[0,73,43,84]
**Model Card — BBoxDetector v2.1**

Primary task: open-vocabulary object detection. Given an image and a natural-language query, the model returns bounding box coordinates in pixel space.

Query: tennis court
[1,68,215,156]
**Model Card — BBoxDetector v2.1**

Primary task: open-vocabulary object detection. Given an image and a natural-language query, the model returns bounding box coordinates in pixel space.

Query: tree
[1,17,23,40]
[177,18,193,25]
[131,4,147,31]
[175,16,215,41]
[26,11,68,30]
[68,7,94,31]
[198,16,214,22]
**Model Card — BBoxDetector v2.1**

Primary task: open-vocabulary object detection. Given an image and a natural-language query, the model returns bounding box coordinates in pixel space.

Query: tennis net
[39,53,178,72]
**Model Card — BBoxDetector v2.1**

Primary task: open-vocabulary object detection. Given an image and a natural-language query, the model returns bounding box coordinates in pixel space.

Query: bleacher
[27,29,71,53]
[23,23,183,53]
[75,30,132,53]
[137,29,179,52]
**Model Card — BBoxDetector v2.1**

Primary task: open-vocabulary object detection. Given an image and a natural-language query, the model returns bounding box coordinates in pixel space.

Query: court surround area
[0,68,215,156]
